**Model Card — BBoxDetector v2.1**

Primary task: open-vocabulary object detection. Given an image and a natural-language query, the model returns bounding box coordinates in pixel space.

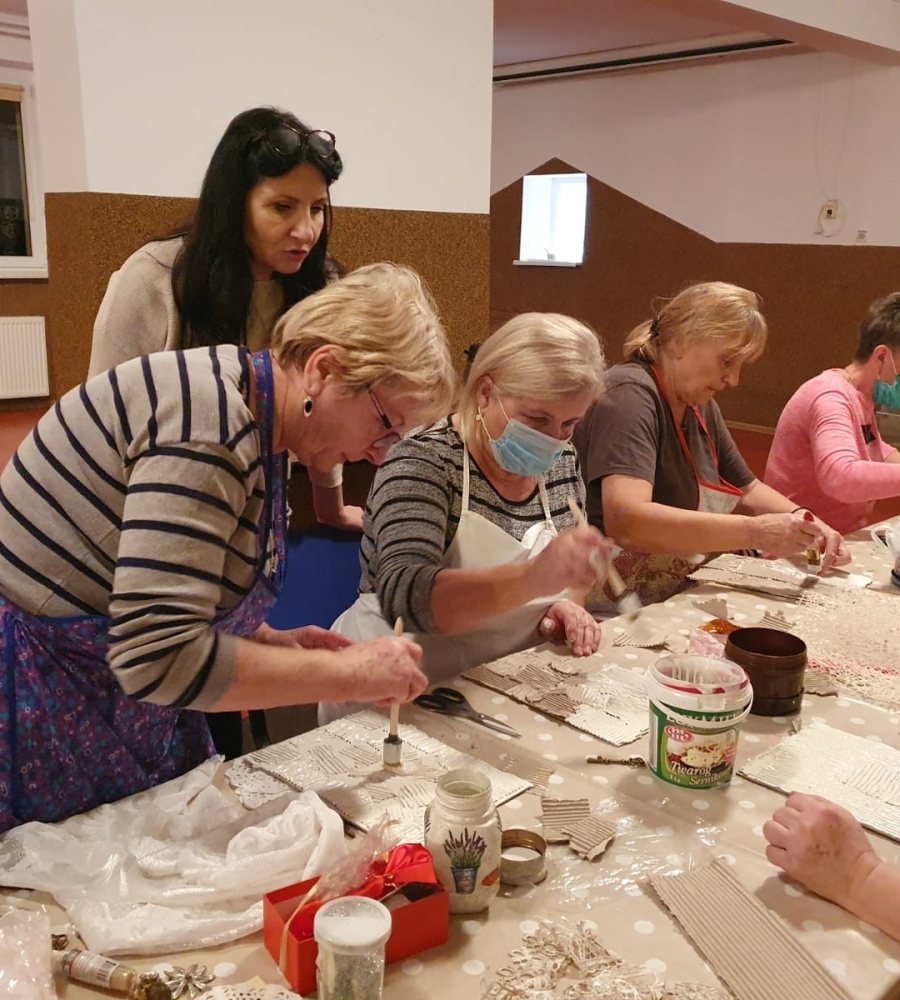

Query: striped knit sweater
[358,417,586,632]
[0,345,276,710]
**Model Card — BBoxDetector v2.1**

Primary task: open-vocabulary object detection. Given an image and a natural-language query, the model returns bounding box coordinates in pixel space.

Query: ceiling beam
[649,0,900,64]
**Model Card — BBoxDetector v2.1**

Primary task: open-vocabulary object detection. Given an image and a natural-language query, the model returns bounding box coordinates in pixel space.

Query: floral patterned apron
[0,350,287,833]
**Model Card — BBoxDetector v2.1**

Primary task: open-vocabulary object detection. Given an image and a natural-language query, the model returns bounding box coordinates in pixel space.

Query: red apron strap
[649,365,739,494]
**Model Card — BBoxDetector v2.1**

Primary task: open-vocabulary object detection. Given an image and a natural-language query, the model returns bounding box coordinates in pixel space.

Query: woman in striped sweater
[88,107,354,759]
[0,263,456,832]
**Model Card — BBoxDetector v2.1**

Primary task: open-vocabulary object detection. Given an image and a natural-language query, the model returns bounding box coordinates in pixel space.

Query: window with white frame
[0,75,46,278]
[517,172,587,266]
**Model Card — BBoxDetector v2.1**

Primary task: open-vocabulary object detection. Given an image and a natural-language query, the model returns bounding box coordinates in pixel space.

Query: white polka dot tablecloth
[7,524,900,1000]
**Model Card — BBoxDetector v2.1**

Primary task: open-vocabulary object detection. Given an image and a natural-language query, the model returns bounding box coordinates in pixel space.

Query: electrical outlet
[856,229,869,242]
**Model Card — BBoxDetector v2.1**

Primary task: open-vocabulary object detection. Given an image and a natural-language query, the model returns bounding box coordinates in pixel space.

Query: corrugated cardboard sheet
[739,723,900,843]
[651,859,851,1000]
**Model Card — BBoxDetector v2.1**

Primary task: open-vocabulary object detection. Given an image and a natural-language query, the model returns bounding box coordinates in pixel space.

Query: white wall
[492,48,900,245]
[717,0,900,55]
[28,0,493,214]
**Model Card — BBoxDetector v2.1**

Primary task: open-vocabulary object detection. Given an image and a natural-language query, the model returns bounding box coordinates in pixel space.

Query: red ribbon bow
[289,844,437,940]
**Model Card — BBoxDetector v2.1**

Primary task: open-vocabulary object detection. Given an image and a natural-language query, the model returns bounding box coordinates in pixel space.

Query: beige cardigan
[89,237,340,488]
[89,238,282,376]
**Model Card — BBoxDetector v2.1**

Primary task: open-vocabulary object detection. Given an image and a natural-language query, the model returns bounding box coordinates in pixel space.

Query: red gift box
[263,844,450,995]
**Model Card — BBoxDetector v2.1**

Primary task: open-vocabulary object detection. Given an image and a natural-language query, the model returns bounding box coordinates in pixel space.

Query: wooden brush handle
[389,617,404,737]
[567,497,625,597]
[389,703,400,739]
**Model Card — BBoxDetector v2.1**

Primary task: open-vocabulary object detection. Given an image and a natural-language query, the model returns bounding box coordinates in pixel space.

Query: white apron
[322,447,571,723]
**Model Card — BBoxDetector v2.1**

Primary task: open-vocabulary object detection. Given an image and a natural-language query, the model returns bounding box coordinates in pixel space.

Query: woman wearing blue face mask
[326,313,611,710]
[766,292,900,534]
[874,373,900,409]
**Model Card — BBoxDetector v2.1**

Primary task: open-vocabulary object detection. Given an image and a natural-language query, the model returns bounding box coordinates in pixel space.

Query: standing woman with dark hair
[88,105,361,529]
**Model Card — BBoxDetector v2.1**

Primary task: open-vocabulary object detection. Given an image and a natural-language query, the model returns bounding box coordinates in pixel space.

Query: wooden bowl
[723,627,807,716]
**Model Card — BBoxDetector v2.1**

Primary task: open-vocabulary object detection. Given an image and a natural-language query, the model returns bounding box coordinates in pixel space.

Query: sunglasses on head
[252,125,337,161]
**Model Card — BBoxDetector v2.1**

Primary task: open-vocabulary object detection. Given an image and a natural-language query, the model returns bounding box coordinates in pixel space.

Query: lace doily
[791,588,900,711]
[225,757,293,809]
[206,986,296,1000]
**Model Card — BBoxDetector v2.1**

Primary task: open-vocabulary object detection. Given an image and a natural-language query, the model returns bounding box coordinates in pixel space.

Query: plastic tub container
[646,654,752,790]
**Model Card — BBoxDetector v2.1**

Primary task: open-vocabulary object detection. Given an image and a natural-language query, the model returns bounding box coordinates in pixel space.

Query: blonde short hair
[458,313,606,443]
[271,262,457,421]
[623,281,768,366]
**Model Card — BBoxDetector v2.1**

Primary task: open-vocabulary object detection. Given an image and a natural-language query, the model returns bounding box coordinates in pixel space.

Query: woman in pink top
[765,293,900,534]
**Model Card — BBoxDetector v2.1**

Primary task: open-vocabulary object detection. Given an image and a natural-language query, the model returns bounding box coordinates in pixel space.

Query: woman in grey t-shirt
[573,281,847,604]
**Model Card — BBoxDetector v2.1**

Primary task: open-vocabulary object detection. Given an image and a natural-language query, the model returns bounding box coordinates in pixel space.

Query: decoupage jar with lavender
[424,769,501,913]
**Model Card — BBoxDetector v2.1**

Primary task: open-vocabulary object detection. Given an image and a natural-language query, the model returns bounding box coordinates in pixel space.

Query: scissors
[414,687,521,738]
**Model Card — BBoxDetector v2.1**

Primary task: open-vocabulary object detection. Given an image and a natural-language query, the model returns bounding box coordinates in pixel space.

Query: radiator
[0,316,49,398]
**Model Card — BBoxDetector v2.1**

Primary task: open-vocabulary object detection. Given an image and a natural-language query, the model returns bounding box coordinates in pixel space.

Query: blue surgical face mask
[480,398,566,477]
[878,352,899,387]
[874,373,900,409]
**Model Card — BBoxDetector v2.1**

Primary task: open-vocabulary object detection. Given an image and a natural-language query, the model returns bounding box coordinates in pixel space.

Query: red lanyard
[649,364,735,490]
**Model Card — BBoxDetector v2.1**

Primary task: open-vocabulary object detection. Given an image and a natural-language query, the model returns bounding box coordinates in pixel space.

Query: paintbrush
[383,617,405,768]
[567,497,642,619]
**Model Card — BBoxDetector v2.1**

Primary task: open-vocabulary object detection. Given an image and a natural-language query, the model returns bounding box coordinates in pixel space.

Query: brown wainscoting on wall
[0,194,488,410]
[44,192,195,405]
[492,159,900,429]
[331,207,490,373]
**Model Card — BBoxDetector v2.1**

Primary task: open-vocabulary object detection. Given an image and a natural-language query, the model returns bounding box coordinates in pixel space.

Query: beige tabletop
[6,524,900,1000]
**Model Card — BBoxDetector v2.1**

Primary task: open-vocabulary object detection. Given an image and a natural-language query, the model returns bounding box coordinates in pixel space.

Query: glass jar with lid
[424,769,501,913]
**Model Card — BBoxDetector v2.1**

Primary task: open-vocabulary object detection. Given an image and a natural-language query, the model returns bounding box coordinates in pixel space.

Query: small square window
[0,98,32,257]
[0,79,47,279]
[516,173,587,266]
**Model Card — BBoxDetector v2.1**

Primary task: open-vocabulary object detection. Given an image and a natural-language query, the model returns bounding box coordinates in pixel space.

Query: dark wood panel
[1,194,489,408]
[331,206,490,374]
[491,160,900,429]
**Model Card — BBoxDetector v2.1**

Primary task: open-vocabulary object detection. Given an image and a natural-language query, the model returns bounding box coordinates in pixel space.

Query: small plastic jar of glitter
[313,896,392,1000]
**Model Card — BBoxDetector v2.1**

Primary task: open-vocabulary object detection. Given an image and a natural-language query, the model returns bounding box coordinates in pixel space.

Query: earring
[303,397,313,417]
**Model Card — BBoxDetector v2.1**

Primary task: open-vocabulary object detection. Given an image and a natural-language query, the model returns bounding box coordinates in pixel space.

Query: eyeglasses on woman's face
[369,390,403,450]
[252,125,337,161]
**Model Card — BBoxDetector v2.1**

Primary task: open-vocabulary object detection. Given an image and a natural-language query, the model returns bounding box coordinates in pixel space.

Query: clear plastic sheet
[0,904,54,1000]
[499,795,724,913]
[294,815,399,914]
[0,758,347,955]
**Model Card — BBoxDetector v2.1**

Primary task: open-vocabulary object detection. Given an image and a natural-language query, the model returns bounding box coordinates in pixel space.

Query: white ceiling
[493,0,748,67]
